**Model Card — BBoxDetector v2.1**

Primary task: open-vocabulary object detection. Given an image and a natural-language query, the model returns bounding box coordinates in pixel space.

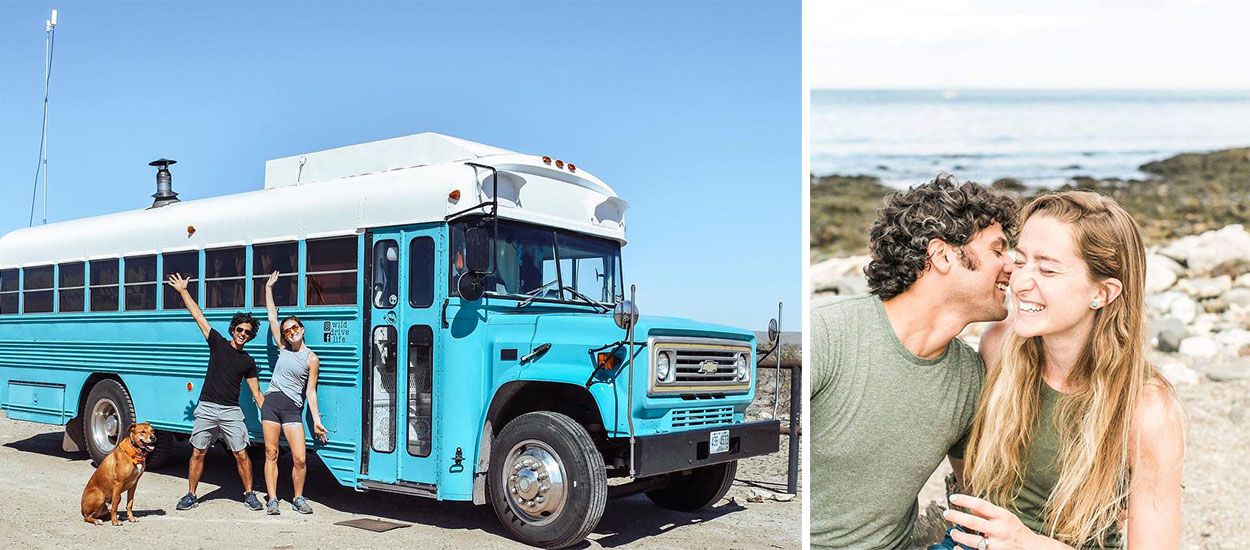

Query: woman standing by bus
[260,271,329,515]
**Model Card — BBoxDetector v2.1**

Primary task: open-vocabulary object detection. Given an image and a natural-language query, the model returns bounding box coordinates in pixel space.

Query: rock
[1215,329,1250,356]
[1145,291,1183,316]
[1157,357,1201,385]
[729,495,750,507]
[1169,295,1199,324]
[1145,255,1183,293]
[1202,298,1228,314]
[1151,316,1188,352]
[1159,225,1250,275]
[1222,287,1250,309]
[1178,276,1232,299]
[836,277,869,296]
[748,488,771,502]
[1207,365,1250,382]
[1235,273,1250,288]
[1179,336,1219,358]
[772,493,796,502]
[811,255,870,294]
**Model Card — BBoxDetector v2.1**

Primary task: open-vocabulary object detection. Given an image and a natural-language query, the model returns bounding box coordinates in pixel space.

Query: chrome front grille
[671,406,734,429]
[648,337,752,395]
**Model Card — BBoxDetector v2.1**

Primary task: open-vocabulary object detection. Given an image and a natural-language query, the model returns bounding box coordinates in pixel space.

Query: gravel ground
[0,413,800,549]
[917,378,1250,549]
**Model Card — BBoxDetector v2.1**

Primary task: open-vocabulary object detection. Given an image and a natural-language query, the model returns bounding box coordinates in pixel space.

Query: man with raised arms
[167,273,266,512]
[810,176,1019,549]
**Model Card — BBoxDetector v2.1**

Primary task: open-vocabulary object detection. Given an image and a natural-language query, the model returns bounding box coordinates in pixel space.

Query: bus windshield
[450,219,623,305]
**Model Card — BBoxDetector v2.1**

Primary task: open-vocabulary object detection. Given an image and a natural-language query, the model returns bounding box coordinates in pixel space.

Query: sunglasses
[233,327,256,338]
[282,326,304,337]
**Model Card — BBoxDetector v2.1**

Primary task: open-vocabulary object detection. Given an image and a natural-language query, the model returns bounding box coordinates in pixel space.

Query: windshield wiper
[516,281,610,312]
[516,280,560,308]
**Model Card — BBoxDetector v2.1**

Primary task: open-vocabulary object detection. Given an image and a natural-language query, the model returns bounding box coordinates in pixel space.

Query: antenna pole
[30,9,57,227]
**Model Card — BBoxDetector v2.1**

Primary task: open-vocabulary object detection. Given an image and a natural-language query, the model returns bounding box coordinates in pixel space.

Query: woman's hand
[266,270,279,288]
[167,273,190,292]
[312,419,329,443]
[944,494,1057,550]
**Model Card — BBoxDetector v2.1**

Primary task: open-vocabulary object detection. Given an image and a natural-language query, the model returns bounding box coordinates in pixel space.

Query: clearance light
[448,189,461,201]
[596,351,619,370]
[186,382,193,392]
[568,164,576,173]
[187,225,196,236]
[555,160,565,169]
[542,156,552,165]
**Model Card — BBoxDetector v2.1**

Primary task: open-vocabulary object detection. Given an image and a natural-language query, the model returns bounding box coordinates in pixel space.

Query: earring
[1090,300,1100,309]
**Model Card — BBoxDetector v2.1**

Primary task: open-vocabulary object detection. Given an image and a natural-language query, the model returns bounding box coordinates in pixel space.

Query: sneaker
[266,498,280,515]
[175,493,198,511]
[243,491,264,511]
[291,496,313,514]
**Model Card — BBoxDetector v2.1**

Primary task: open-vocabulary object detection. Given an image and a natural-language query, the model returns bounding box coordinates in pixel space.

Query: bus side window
[370,325,397,453]
[206,247,246,308]
[58,262,85,313]
[372,240,398,309]
[89,259,119,312]
[124,256,157,311]
[22,265,53,314]
[407,325,433,457]
[307,236,357,306]
[409,237,434,308]
[0,269,18,314]
[162,251,199,309]
[253,242,297,307]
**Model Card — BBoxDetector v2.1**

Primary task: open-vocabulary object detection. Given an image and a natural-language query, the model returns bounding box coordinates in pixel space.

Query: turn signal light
[448,189,461,201]
[542,156,552,165]
[596,352,619,370]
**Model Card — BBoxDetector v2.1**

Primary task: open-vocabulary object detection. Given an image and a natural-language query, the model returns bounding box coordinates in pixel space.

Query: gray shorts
[189,401,250,452]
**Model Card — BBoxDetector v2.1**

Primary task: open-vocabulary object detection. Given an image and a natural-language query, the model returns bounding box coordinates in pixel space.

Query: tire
[82,379,136,465]
[645,461,737,512]
[487,411,607,549]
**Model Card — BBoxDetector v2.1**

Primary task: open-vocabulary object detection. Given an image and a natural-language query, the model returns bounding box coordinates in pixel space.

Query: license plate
[709,430,730,454]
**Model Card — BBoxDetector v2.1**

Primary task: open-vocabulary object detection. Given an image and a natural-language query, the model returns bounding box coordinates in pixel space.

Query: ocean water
[812,89,1250,188]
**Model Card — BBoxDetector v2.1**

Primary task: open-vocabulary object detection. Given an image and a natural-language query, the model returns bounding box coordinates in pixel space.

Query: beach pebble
[836,277,869,296]
[1178,276,1232,299]
[1146,255,1182,293]
[1215,329,1250,356]
[1157,357,1202,385]
[1169,295,1200,325]
[1160,225,1250,275]
[1152,317,1188,353]
[1179,336,1220,358]
[1206,364,1250,382]
[1235,273,1250,288]
[1221,287,1250,309]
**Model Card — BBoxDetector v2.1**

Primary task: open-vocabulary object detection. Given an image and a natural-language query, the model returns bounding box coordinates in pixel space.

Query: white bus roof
[0,133,628,269]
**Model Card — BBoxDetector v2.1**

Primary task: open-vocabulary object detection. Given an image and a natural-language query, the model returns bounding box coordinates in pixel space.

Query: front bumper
[630,420,780,478]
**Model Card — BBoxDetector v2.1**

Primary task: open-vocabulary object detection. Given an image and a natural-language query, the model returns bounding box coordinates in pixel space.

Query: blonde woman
[260,271,328,515]
[944,191,1184,549]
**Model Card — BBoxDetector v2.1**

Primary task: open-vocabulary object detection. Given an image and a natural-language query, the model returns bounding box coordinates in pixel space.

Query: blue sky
[0,1,800,330]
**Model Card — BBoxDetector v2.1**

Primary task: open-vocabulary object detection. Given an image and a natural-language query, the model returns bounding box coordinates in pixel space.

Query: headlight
[655,351,672,382]
[735,353,749,382]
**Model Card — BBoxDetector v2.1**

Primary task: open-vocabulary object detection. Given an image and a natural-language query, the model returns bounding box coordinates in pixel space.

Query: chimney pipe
[148,158,179,208]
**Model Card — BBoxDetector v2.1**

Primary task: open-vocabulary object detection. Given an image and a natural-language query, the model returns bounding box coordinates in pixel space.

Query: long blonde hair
[964,191,1172,546]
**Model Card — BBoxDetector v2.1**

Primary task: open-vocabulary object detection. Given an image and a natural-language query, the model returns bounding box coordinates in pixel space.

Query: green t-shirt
[810,294,985,550]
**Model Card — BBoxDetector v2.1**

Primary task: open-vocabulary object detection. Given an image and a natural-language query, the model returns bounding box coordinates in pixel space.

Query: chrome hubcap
[502,439,567,525]
[90,398,121,453]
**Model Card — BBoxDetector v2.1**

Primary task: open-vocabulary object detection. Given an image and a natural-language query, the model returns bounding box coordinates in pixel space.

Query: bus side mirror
[464,227,490,273]
[457,272,485,302]
[767,318,780,344]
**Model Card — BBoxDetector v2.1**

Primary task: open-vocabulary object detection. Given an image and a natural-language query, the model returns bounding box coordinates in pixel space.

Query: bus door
[364,228,441,488]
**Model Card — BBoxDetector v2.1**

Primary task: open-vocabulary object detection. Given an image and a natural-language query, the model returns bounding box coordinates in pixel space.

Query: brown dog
[80,422,157,525]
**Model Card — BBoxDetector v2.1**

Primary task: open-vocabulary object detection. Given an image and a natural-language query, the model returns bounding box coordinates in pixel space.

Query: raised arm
[306,353,328,442]
[264,271,284,350]
[167,273,211,339]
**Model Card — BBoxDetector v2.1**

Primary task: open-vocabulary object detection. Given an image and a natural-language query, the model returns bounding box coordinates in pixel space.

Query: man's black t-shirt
[199,329,259,407]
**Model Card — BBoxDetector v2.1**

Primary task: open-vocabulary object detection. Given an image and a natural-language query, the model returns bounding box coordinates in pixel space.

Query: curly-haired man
[810,176,1019,549]
[166,273,267,512]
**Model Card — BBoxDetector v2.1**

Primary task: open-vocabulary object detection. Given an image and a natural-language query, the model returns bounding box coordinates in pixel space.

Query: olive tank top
[1013,382,1124,549]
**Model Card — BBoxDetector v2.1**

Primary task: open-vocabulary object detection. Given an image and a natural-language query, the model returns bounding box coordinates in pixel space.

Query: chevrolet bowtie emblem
[699,360,718,374]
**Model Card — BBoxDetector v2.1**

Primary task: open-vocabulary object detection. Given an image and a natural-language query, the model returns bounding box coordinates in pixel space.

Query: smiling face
[129,422,156,449]
[231,322,256,347]
[282,319,305,347]
[948,222,1015,323]
[1010,215,1104,339]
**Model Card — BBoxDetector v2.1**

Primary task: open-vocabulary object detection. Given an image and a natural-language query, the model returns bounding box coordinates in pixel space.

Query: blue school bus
[0,133,779,547]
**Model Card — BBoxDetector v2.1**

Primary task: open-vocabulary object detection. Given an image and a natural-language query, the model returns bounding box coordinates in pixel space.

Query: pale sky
[808,0,1250,89]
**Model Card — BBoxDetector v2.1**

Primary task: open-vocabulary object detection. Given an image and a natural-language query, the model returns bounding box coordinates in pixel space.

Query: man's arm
[167,274,211,339]
[245,376,264,409]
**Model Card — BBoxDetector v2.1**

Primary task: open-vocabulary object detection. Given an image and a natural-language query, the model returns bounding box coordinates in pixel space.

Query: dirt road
[0,414,800,549]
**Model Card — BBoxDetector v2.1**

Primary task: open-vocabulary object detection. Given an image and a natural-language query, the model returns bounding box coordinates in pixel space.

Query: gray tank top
[267,346,312,407]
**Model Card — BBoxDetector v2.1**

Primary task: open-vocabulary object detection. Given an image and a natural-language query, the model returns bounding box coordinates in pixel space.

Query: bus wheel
[645,461,737,511]
[487,411,607,549]
[82,379,135,465]
[143,431,176,469]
